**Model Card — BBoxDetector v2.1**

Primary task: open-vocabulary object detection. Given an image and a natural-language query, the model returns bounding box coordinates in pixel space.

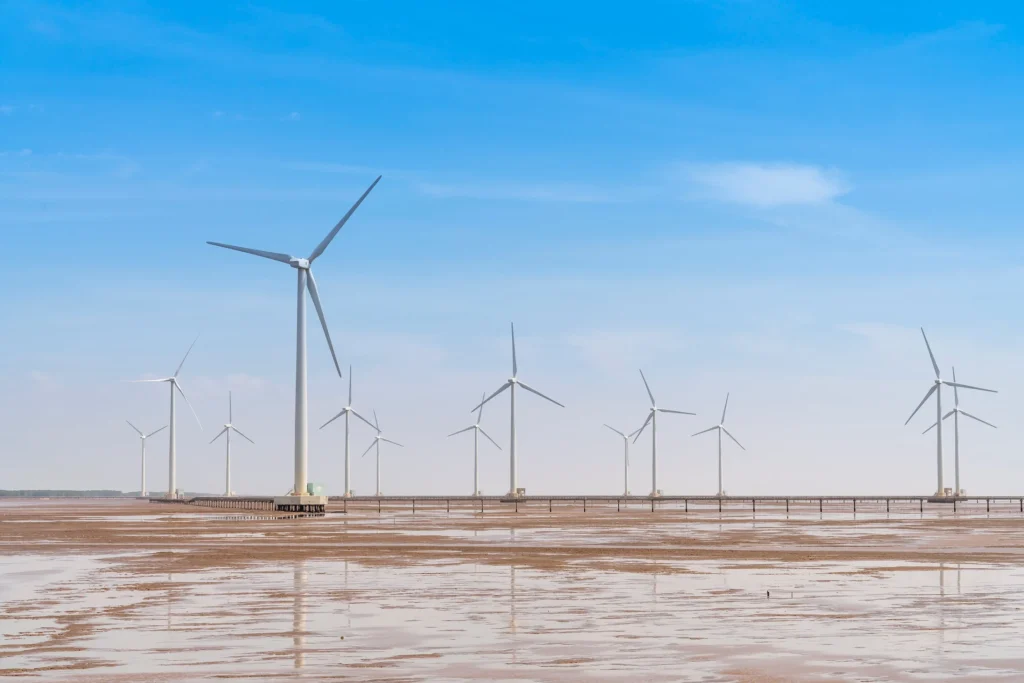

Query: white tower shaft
[650,411,658,497]
[509,382,517,495]
[344,412,351,497]
[473,428,479,496]
[141,439,147,497]
[168,383,176,498]
[294,268,308,497]
[936,384,943,495]
[224,428,232,496]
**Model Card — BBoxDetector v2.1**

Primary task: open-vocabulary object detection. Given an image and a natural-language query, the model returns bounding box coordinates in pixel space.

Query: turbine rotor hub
[290,258,311,270]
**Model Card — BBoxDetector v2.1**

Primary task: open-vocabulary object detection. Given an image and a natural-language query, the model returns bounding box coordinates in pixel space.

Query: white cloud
[283,111,301,121]
[680,162,850,207]
[416,181,622,203]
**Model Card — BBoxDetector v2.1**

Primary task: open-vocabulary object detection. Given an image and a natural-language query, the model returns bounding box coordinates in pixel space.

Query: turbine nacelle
[290,257,310,270]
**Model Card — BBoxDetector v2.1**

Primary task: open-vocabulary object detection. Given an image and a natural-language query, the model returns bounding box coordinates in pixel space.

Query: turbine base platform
[274,495,327,513]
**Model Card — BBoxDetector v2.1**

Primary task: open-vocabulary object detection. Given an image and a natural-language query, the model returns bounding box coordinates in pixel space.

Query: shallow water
[3,501,1024,680]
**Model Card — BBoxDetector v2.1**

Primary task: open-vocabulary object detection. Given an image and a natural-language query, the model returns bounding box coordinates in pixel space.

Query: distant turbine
[361,410,403,496]
[207,176,381,496]
[922,367,996,497]
[129,337,203,498]
[633,369,695,497]
[603,424,641,496]
[125,421,166,497]
[320,366,376,497]
[450,392,502,496]
[905,328,996,496]
[209,392,255,496]
[691,393,745,497]
[473,323,564,497]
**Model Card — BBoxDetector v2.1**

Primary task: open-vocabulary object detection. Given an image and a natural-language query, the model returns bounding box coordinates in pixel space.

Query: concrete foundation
[274,495,328,513]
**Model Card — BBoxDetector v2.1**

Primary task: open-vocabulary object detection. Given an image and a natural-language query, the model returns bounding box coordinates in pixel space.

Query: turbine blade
[922,422,938,435]
[517,381,565,408]
[633,412,653,443]
[174,380,203,431]
[348,365,353,405]
[603,424,626,438]
[471,382,510,413]
[448,426,476,437]
[351,409,377,431]
[206,241,292,264]
[942,409,956,421]
[476,391,486,425]
[960,410,997,429]
[945,381,997,394]
[639,369,655,406]
[229,391,233,423]
[125,420,143,436]
[952,366,959,408]
[360,440,376,458]
[145,425,167,438]
[319,409,346,430]
[628,427,642,438]
[381,437,404,448]
[904,385,937,425]
[306,269,342,377]
[511,322,517,377]
[127,378,172,383]
[308,175,382,262]
[174,335,199,378]
[478,426,502,450]
[691,426,718,437]
[722,427,745,451]
[232,426,255,444]
[658,408,696,415]
[209,426,228,444]
[721,393,730,424]
[373,409,380,431]
[920,328,940,379]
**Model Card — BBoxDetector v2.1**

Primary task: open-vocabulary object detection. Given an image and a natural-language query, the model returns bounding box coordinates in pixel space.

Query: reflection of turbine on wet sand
[293,561,307,671]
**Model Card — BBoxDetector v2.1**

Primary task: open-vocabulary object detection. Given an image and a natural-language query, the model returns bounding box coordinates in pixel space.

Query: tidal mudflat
[2,499,1024,681]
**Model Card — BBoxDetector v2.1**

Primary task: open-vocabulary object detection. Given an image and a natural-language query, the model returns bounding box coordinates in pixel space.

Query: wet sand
[2,499,1023,680]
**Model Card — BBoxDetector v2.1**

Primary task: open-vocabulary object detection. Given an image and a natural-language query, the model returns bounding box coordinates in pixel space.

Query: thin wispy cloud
[415,180,628,203]
[680,162,850,208]
[283,111,301,121]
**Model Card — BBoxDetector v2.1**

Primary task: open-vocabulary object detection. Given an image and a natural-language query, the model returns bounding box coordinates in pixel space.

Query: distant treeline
[0,490,128,498]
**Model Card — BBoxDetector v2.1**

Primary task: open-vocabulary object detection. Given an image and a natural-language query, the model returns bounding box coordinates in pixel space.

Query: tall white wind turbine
[130,337,203,498]
[126,421,166,497]
[923,367,996,497]
[209,392,255,496]
[603,424,641,496]
[691,393,745,497]
[905,328,996,496]
[320,366,376,497]
[449,392,502,496]
[473,323,564,497]
[361,410,403,496]
[632,369,694,497]
[207,176,380,497]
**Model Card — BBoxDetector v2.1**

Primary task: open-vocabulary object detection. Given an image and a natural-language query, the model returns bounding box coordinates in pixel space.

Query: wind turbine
[632,369,695,497]
[604,424,641,496]
[130,337,203,498]
[473,323,564,497]
[450,392,502,496]
[207,176,380,497]
[923,367,996,497]
[691,393,745,497]
[905,328,996,496]
[320,366,376,497]
[125,421,166,497]
[361,410,403,496]
[209,392,255,496]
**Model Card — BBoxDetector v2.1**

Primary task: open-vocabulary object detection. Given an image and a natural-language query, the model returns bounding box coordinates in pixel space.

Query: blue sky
[2,1,1024,495]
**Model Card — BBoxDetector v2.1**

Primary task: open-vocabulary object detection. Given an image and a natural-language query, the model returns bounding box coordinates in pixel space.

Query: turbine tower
[130,337,203,498]
[125,421,166,497]
[633,369,694,497]
[320,366,376,497]
[207,176,380,499]
[361,410,403,496]
[449,392,502,495]
[209,392,255,496]
[473,323,564,497]
[905,328,996,496]
[923,367,996,497]
[604,424,640,496]
[691,393,745,497]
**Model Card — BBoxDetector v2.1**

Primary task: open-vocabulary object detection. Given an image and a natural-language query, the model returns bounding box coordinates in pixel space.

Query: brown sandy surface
[2,499,1024,681]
